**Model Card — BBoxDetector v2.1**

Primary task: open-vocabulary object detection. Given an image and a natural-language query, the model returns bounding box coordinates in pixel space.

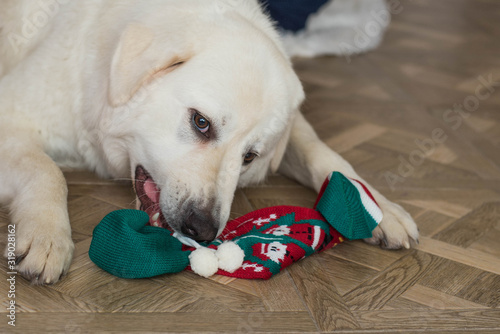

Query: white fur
[0,0,418,284]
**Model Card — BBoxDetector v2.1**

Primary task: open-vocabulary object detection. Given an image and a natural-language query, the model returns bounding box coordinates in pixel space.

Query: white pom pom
[216,241,244,273]
[189,247,218,278]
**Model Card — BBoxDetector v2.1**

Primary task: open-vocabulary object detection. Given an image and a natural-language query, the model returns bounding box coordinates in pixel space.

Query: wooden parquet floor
[2,0,500,333]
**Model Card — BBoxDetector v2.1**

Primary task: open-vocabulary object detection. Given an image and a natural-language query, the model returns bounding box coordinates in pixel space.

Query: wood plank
[354,309,500,333]
[68,196,122,236]
[343,251,440,310]
[0,208,9,227]
[229,189,254,219]
[226,278,260,298]
[401,284,486,309]
[63,170,117,184]
[414,211,457,237]
[468,227,500,258]
[288,255,360,331]
[382,296,433,310]
[434,202,500,247]
[327,240,404,271]
[383,189,500,211]
[325,123,387,153]
[252,271,307,312]
[416,255,500,308]
[321,253,379,296]
[416,236,500,276]
[6,284,101,313]
[401,200,472,219]
[0,312,318,333]
[454,271,500,308]
[369,129,458,165]
[151,272,266,313]
[354,309,500,331]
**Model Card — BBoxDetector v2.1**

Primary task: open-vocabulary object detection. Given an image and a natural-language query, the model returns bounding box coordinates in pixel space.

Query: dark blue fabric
[259,0,330,32]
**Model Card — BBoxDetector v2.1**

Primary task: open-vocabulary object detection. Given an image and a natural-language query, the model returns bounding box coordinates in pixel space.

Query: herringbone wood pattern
[1,0,500,332]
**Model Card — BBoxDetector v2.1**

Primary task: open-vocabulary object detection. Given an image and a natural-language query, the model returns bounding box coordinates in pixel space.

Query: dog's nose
[181,212,218,242]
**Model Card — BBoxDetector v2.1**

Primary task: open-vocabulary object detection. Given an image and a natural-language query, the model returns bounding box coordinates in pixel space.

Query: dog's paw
[364,199,419,249]
[8,224,74,285]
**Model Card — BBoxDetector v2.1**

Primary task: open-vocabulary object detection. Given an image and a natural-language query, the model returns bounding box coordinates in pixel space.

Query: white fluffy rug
[281,0,390,58]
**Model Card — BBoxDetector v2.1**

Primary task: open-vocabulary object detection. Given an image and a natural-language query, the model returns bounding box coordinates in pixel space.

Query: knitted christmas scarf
[89,172,382,279]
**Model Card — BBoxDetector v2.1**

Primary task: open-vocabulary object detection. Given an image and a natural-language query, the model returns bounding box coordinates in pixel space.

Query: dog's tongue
[143,181,165,228]
[135,165,169,229]
[144,179,160,204]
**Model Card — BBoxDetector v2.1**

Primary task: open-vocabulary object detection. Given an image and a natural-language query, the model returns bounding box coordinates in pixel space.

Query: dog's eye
[243,152,257,165]
[192,113,210,134]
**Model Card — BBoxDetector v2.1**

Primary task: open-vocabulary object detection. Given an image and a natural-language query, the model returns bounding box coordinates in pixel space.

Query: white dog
[0,0,418,284]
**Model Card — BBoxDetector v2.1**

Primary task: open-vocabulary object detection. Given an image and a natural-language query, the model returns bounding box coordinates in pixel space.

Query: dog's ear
[270,111,296,173]
[109,24,191,107]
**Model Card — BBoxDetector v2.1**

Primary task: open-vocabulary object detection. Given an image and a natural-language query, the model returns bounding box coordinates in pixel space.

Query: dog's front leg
[278,112,419,249]
[0,136,74,284]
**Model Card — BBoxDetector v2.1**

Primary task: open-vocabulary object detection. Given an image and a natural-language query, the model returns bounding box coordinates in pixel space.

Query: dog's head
[100,3,304,241]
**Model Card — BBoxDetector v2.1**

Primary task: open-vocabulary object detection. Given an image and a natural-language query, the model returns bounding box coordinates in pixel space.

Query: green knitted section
[316,172,378,240]
[89,209,189,278]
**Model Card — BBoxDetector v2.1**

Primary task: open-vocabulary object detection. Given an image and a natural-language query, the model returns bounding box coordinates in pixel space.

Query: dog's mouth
[134,165,170,229]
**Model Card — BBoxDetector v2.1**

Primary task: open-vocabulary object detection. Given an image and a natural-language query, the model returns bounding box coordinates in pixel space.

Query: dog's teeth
[153,221,159,227]
[152,213,160,221]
